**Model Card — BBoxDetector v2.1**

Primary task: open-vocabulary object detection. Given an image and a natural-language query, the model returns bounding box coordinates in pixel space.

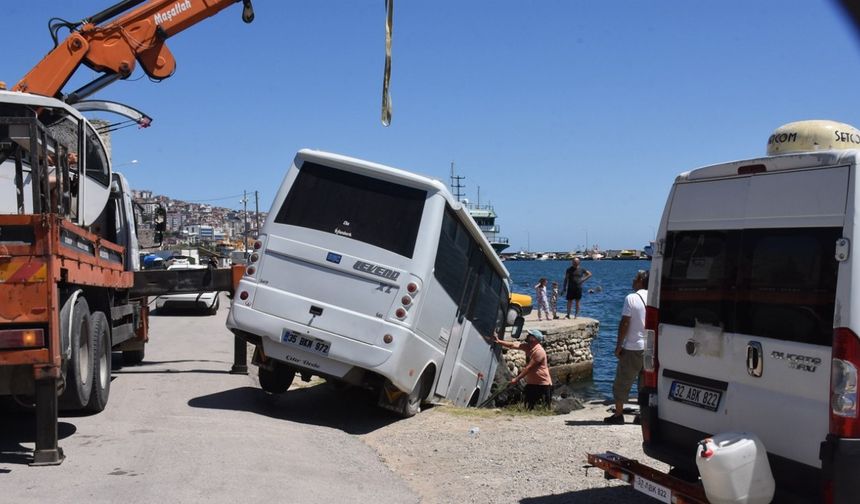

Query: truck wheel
[59,297,93,410]
[85,311,111,413]
[258,362,295,394]
[122,348,145,366]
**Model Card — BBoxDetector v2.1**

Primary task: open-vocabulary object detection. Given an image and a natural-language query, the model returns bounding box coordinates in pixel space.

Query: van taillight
[831,328,860,437]
[643,306,660,388]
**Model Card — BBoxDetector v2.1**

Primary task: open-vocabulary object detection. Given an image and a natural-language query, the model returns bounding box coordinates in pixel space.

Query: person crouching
[495,328,553,409]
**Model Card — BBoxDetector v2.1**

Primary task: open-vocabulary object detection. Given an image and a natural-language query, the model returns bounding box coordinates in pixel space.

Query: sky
[5,1,860,251]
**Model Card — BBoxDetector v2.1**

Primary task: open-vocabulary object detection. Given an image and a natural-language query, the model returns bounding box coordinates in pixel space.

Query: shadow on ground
[520,485,656,503]
[0,408,77,466]
[188,384,401,435]
[151,307,218,317]
[111,354,233,375]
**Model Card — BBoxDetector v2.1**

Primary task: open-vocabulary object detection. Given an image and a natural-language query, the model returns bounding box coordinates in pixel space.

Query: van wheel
[259,362,295,394]
[85,312,111,413]
[123,348,145,366]
[59,297,93,410]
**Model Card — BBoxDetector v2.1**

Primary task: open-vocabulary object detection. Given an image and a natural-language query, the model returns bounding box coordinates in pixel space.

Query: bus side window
[434,208,471,305]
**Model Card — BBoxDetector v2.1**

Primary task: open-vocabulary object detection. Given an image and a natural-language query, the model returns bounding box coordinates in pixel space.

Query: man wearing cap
[495,329,553,409]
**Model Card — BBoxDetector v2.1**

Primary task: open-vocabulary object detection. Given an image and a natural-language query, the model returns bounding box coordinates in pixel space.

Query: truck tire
[59,297,93,410]
[258,362,295,394]
[122,348,145,366]
[85,311,111,413]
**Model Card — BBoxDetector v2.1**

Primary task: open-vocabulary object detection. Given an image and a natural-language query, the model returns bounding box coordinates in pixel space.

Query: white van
[641,120,860,503]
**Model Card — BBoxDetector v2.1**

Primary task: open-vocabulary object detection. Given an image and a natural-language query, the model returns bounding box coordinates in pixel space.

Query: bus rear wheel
[390,369,433,418]
[259,362,295,394]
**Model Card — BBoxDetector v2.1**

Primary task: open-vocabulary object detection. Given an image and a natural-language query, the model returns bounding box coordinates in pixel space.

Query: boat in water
[465,202,510,254]
[449,165,510,255]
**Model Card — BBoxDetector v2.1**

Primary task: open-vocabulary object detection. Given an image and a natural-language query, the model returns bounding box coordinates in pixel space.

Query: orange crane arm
[14,0,254,101]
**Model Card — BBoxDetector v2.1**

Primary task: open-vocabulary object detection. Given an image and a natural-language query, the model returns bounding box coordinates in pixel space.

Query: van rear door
[657,164,848,469]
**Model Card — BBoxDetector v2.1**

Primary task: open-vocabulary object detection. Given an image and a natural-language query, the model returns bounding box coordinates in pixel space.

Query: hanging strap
[381,0,394,126]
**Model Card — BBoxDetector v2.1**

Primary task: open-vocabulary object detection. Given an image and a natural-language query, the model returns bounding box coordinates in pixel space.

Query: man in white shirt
[604,269,649,424]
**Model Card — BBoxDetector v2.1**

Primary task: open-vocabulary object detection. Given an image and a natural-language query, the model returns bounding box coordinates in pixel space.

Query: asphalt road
[1,295,418,504]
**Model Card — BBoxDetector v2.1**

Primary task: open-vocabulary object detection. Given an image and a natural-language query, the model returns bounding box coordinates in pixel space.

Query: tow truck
[0,0,271,466]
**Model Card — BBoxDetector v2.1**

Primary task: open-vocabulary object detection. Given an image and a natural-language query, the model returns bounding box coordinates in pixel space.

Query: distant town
[132,189,265,260]
[131,189,650,262]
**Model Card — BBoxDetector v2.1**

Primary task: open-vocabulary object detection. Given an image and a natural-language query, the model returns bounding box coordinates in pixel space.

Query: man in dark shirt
[562,258,592,318]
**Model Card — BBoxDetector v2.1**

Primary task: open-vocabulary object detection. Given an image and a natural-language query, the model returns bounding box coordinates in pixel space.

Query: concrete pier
[502,313,599,384]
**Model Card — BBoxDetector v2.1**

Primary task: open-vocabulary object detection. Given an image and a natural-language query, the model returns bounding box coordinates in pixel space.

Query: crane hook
[242,0,255,23]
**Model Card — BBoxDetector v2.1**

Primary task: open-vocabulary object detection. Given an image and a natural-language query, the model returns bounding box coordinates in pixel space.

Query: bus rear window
[274,162,426,258]
[660,228,839,346]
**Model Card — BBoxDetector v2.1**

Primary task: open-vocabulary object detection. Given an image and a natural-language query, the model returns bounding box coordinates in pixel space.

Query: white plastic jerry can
[695,432,775,504]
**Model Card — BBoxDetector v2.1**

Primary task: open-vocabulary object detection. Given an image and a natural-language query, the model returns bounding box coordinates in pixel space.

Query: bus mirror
[507,308,519,325]
[510,316,525,339]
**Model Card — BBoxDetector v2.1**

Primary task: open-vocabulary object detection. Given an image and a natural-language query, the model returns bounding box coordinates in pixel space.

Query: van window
[661,227,839,346]
[274,161,426,258]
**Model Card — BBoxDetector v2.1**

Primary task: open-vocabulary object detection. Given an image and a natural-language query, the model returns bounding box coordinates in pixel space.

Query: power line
[183,193,247,203]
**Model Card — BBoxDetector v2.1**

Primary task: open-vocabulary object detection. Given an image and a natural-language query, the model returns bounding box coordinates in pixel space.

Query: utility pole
[254,190,260,240]
[450,161,465,202]
[241,190,248,252]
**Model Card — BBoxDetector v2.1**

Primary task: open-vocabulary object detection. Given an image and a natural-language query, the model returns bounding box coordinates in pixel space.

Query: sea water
[505,259,652,401]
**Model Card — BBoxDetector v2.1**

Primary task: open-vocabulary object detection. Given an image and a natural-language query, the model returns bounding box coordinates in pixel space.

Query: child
[550,281,560,319]
[534,277,550,321]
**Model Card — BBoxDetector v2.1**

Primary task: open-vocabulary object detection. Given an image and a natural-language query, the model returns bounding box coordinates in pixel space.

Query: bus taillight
[401,295,412,307]
[407,282,419,294]
[395,307,407,319]
[831,328,860,437]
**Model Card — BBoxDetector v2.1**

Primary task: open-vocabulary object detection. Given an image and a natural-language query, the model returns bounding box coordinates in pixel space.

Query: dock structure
[501,313,598,385]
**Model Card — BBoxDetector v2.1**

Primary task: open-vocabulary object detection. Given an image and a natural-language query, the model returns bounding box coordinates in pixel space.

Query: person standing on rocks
[604,269,649,424]
[495,329,553,409]
[562,257,592,318]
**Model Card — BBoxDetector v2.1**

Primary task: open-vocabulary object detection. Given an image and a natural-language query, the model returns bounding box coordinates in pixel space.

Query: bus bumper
[228,301,394,380]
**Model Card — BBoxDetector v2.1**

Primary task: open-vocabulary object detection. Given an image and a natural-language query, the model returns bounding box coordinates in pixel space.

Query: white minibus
[227,150,524,416]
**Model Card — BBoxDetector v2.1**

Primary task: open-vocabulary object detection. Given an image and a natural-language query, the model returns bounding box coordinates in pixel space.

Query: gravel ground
[361,400,670,504]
